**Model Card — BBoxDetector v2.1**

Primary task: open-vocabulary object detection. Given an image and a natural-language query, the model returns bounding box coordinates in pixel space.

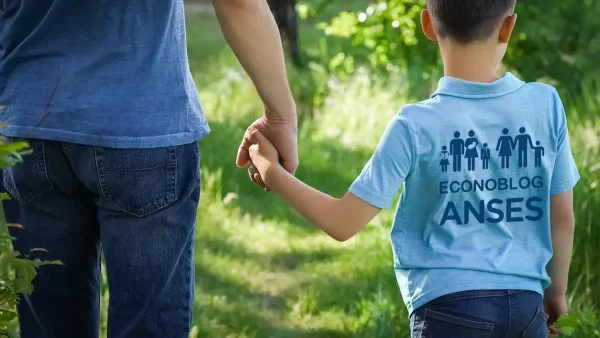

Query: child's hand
[249,130,281,186]
[544,290,568,336]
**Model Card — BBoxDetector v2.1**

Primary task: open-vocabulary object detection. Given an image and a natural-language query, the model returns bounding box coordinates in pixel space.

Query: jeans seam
[424,309,495,331]
[93,146,107,201]
[506,291,514,338]
[427,291,507,305]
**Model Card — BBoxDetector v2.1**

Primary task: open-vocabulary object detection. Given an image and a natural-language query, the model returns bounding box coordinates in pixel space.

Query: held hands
[236,114,298,190]
[248,129,282,189]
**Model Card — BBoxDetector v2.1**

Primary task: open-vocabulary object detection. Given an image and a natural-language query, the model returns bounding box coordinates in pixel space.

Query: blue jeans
[2,140,200,338]
[411,290,549,338]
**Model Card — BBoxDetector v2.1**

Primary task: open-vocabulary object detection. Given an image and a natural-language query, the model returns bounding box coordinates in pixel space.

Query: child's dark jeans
[411,290,548,338]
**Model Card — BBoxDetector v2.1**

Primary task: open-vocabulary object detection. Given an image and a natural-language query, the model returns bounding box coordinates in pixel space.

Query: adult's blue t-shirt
[349,73,580,315]
[0,0,209,148]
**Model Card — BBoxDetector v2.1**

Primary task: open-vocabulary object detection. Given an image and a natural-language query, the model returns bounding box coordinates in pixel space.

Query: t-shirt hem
[405,280,544,316]
[0,123,211,148]
[348,184,391,209]
[550,173,580,195]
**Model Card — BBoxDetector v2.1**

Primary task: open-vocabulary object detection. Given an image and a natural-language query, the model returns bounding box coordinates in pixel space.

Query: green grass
[100,9,600,338]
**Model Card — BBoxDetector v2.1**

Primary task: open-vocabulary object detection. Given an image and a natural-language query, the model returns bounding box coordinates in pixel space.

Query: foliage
[0,137,62,337]
[309,0,600,98]
[557,311,600,337]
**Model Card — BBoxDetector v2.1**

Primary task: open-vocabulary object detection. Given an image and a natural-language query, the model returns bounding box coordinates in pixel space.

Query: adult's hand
[237,112,298,188]
[213,0,298,187]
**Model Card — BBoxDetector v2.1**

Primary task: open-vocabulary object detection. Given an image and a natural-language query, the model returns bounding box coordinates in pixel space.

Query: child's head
[421,0,517,71]
[483,143,488,148]
[442,145,447,150]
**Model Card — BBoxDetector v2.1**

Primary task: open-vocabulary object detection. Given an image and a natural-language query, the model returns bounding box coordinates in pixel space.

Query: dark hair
[426,0,516,43]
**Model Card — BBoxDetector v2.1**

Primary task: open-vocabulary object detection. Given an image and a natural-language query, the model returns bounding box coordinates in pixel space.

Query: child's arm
[545,90,580,329]
[249,131,381,241]
[545,190,575,324]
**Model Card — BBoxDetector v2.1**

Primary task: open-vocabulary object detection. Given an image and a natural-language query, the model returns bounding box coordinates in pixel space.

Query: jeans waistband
[427,289,529,305]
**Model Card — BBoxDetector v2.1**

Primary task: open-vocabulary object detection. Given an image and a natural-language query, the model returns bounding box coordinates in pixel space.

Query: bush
[309,0,600,99]
[0,137,61,337]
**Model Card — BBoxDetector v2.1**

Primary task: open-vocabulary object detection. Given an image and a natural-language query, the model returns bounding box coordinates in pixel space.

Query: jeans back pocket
[94,146,177,217]
[522,308,549,338]
[422,309,494,338]
[2,139,53,204]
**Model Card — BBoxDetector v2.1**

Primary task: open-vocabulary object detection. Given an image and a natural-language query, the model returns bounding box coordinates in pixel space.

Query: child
[440,145,450,172]
[534,141,546,167]
[481,143,491,170]
[247,0,579,337]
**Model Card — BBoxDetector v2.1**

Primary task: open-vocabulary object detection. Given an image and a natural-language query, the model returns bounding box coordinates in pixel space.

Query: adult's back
[0,0,208,147]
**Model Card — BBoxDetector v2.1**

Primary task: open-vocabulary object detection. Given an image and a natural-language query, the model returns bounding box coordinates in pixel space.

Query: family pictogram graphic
[440,128,545,172]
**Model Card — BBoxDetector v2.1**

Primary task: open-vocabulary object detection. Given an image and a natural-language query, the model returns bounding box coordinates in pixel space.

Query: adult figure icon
[464,130,479,171]
[496,128,514,169]
[514,127,535,168]
[449,131,465,172]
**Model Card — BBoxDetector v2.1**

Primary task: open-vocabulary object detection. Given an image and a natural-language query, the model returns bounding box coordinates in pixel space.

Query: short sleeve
[550,93,580,195]
[349,112,414,209]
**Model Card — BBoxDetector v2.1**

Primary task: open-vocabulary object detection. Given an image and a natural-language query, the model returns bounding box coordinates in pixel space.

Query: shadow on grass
[193,243,408,337]
[193,222,408,337]
[194,233,353,337]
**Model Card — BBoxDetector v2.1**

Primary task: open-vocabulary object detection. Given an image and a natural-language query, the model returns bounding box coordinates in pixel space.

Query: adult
[464,130,479,171]
[0,0,297,337]
[496,128,514,169]
[449,131,464,172]
[513,126,534,168]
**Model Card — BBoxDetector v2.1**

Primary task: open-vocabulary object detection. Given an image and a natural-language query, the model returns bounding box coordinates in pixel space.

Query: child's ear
[421,9,437,41]
[498,13,517,44]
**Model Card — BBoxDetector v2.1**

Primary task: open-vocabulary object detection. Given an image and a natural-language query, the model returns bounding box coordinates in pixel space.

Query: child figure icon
[440,146,450,172]
[481,143,491,170]
[534,141,545,167]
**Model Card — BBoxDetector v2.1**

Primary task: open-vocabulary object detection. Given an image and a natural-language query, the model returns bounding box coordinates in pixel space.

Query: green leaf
[11,279,33,295]
[0,310,16,323]
[0,234,14,242]
[32,258,64,267]
[557,314,580,328]
[0,194,9,201]
[10,256,38,285]
[0,286,17,307]
[561,326,575,336]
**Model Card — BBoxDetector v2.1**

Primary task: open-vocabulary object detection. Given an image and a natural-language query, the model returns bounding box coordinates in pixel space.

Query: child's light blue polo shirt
[349,73,580,314]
